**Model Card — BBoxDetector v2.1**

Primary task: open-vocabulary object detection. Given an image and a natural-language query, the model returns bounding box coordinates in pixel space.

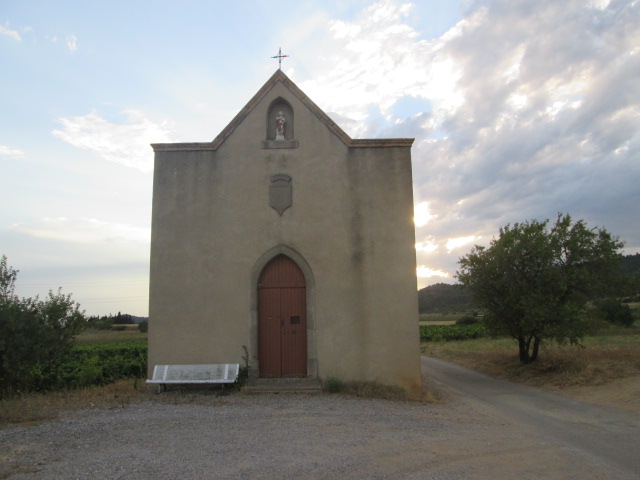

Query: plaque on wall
[269,174,292,215]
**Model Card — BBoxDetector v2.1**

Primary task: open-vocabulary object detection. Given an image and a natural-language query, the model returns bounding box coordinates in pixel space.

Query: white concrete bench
[147,364,240,391]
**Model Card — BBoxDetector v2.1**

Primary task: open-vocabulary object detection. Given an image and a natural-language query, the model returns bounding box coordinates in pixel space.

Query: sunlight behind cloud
[416,266,449,279]
[446,236,478,253]
[414,201,437,227]
[416,240,438,253]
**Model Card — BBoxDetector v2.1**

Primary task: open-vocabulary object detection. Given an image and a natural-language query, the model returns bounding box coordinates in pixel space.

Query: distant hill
[417,255,640,314]
[418,283,472,313]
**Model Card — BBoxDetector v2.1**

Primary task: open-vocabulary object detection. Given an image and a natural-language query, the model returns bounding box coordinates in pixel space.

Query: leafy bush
[1,256,87,395]
[420,324,489,342]
[138,320,148,332]
[597,299,635,327]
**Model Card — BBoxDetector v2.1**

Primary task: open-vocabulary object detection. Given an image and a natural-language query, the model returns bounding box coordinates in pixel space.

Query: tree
[0,256,86,394]
[0,255,18,302]
[457,214,624,363]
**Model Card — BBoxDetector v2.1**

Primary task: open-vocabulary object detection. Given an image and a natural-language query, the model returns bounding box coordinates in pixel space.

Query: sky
[1,0,639,316]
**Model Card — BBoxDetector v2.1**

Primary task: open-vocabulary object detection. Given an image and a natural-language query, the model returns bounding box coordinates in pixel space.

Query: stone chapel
[148,70,421,393]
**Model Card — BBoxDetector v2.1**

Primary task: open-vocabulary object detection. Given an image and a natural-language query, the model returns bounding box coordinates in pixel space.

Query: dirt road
[1,359,639,479]
[422,356,640,479]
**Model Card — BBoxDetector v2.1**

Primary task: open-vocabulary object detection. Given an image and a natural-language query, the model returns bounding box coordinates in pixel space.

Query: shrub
[138,320,148,333]
[597,299,635,327]
[1,255,86,395]
[420,324,489,342]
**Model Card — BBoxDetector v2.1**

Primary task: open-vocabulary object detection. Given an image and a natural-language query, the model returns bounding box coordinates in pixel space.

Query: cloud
[0,145,26,158]
[0,23,21,41]
[11,217,150,245]
[66,34,77,51]
[311,0,640,287]
[52,110,174,172]
[415,239,438,253]
[298,1,457,137]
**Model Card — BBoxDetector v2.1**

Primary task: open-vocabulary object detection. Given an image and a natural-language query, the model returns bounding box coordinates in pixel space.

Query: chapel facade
[148,70,421,393]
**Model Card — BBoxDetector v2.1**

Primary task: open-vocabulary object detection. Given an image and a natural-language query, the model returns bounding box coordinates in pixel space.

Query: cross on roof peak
[271,47,289,70]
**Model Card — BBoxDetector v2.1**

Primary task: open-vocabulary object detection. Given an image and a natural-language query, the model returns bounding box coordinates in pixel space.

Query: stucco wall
[148,75,421,393]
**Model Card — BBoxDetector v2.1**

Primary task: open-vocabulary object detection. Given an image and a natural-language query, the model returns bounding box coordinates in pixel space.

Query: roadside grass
[422,327,640,389]
[0,379,150,427]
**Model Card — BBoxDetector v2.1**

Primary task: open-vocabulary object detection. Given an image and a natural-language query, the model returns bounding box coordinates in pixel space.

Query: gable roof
[152,70,413,152]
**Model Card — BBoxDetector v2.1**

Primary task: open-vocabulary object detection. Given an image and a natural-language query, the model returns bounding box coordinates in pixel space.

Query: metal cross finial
[271,47,289,70]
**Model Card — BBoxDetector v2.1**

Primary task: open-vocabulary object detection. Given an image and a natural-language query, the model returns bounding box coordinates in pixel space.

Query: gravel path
[2,360,640,479]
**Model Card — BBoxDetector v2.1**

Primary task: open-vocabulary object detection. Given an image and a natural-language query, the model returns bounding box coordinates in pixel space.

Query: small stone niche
[263,97,298,149]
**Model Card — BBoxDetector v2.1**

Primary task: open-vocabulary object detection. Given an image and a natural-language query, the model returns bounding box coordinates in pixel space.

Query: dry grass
[0,379,150,427]
[423,330,640,389]
[419,313,465,324]
[323,378,440,404]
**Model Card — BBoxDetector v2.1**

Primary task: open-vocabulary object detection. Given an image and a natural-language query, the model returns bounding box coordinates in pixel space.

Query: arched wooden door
[258,255,307,377]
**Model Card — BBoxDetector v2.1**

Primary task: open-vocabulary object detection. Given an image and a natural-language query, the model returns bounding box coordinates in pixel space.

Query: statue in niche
[275,111,286,140]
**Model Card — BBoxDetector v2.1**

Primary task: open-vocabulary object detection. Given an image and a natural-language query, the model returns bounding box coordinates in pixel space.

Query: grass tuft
[322,377,346,394]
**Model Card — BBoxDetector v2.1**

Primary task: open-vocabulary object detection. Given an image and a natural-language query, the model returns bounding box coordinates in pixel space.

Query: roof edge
[151,143,218,152]
[152,70,415,152]
[350,138,415,148]
[210,69,287,149]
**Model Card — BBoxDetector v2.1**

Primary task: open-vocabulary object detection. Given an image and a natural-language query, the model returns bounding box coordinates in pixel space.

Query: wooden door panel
[258,288,281,377]
[280,286,307,377]
[258,255,307,378]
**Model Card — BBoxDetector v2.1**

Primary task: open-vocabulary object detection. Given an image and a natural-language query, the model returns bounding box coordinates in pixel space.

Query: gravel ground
[2,393,467,480]
[2,366,639,479]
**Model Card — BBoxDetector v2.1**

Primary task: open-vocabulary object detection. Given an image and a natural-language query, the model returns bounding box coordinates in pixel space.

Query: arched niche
[266,97,294,141]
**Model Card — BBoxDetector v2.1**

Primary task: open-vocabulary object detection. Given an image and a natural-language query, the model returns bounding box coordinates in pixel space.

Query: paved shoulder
[422,356,640,477]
